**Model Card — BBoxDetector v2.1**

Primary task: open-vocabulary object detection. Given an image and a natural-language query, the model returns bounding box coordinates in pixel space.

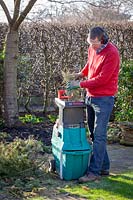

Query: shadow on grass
[27,172,133,200]
[0,172,77,200]
[0,172,133,200]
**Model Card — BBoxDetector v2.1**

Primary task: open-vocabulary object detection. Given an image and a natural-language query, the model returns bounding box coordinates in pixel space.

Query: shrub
[19,114,45,123]
[115,60,133,122]
[0,137,44,177]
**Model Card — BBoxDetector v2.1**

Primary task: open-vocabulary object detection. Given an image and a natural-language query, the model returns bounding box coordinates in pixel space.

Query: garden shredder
[50,89,92,181]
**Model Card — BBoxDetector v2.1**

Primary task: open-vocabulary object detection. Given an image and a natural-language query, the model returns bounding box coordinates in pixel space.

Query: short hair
[88,26,109,44]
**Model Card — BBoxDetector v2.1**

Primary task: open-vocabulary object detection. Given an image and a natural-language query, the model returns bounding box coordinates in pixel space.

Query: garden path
[108,144,133,173]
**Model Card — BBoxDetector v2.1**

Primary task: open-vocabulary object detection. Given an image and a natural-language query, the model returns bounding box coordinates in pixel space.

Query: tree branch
[48,0,104,7]
[48,0,88,3]
[12,0,21,23]
[0,0,12,24]
[13,0,38,30]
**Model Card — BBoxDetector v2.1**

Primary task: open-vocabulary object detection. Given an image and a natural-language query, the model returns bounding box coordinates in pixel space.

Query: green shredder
[51,98,92,181]
[52,145,91,181]
[51,124,90,151]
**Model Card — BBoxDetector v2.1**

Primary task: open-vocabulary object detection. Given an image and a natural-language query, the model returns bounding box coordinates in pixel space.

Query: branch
[13,0,38,30]
[12,0,21,23]
[48,0,94,4]
[0,0,12,24]
[48,0,104,7]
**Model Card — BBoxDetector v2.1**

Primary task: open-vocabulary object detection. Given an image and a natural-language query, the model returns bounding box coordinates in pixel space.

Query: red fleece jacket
[80,42,120,97]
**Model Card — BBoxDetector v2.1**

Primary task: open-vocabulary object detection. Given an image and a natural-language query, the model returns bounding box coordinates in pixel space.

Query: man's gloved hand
[66,80,80,90]
[75,72,83,80]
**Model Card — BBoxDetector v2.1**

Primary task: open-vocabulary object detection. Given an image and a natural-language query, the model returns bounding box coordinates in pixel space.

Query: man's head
[87,26,109,49]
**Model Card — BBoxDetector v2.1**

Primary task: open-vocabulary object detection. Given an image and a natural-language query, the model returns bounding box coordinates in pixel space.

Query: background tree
[40,0,133,22]
[0,0,38,126]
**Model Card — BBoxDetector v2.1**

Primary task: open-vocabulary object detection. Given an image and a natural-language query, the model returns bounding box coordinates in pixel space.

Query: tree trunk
[0,75,3,118]
[0,52,4,118]
[3,29,18,126]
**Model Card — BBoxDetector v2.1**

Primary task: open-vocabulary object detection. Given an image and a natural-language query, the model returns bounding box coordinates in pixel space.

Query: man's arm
[80,52,120,89]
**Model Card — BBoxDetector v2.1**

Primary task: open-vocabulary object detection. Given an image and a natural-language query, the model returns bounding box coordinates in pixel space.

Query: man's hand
[66,80,80,90]
[75,72,83,80]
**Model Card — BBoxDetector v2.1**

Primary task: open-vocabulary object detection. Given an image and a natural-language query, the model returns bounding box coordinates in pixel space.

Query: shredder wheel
[49,159,56,172]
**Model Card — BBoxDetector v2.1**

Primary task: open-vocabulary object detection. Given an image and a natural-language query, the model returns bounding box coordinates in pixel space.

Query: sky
[0,0,132,22]
[0,0,50,22]
[0,0,86,22]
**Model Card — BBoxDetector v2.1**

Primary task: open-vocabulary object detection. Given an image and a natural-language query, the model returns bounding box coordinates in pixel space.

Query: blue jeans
[85,96,115,176]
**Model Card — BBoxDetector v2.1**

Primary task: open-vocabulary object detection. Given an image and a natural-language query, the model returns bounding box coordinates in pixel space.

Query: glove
[66,80,80,90]
[75,72,83,80]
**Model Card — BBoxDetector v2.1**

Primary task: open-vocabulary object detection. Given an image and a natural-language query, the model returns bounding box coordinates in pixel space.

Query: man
[67,26,120,183]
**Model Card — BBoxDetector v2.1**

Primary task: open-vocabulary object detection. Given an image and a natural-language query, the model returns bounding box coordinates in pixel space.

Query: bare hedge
[0,21,133,112]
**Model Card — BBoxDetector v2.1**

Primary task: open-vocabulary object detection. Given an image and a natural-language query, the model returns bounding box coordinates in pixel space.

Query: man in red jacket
[67,26,120,182]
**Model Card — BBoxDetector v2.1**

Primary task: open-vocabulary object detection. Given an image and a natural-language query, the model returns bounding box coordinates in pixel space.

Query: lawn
[0,156,132,200]
[60,172,133,200]
[13,171,132,200]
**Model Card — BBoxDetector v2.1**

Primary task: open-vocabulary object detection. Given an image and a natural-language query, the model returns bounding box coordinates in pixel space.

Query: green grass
[1,170,132,200]
[25,171,133,200]
[60,172,133,200]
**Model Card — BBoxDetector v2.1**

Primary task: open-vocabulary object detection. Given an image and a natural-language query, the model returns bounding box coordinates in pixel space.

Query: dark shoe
[100,170,109,176]
[78,173,101,183]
